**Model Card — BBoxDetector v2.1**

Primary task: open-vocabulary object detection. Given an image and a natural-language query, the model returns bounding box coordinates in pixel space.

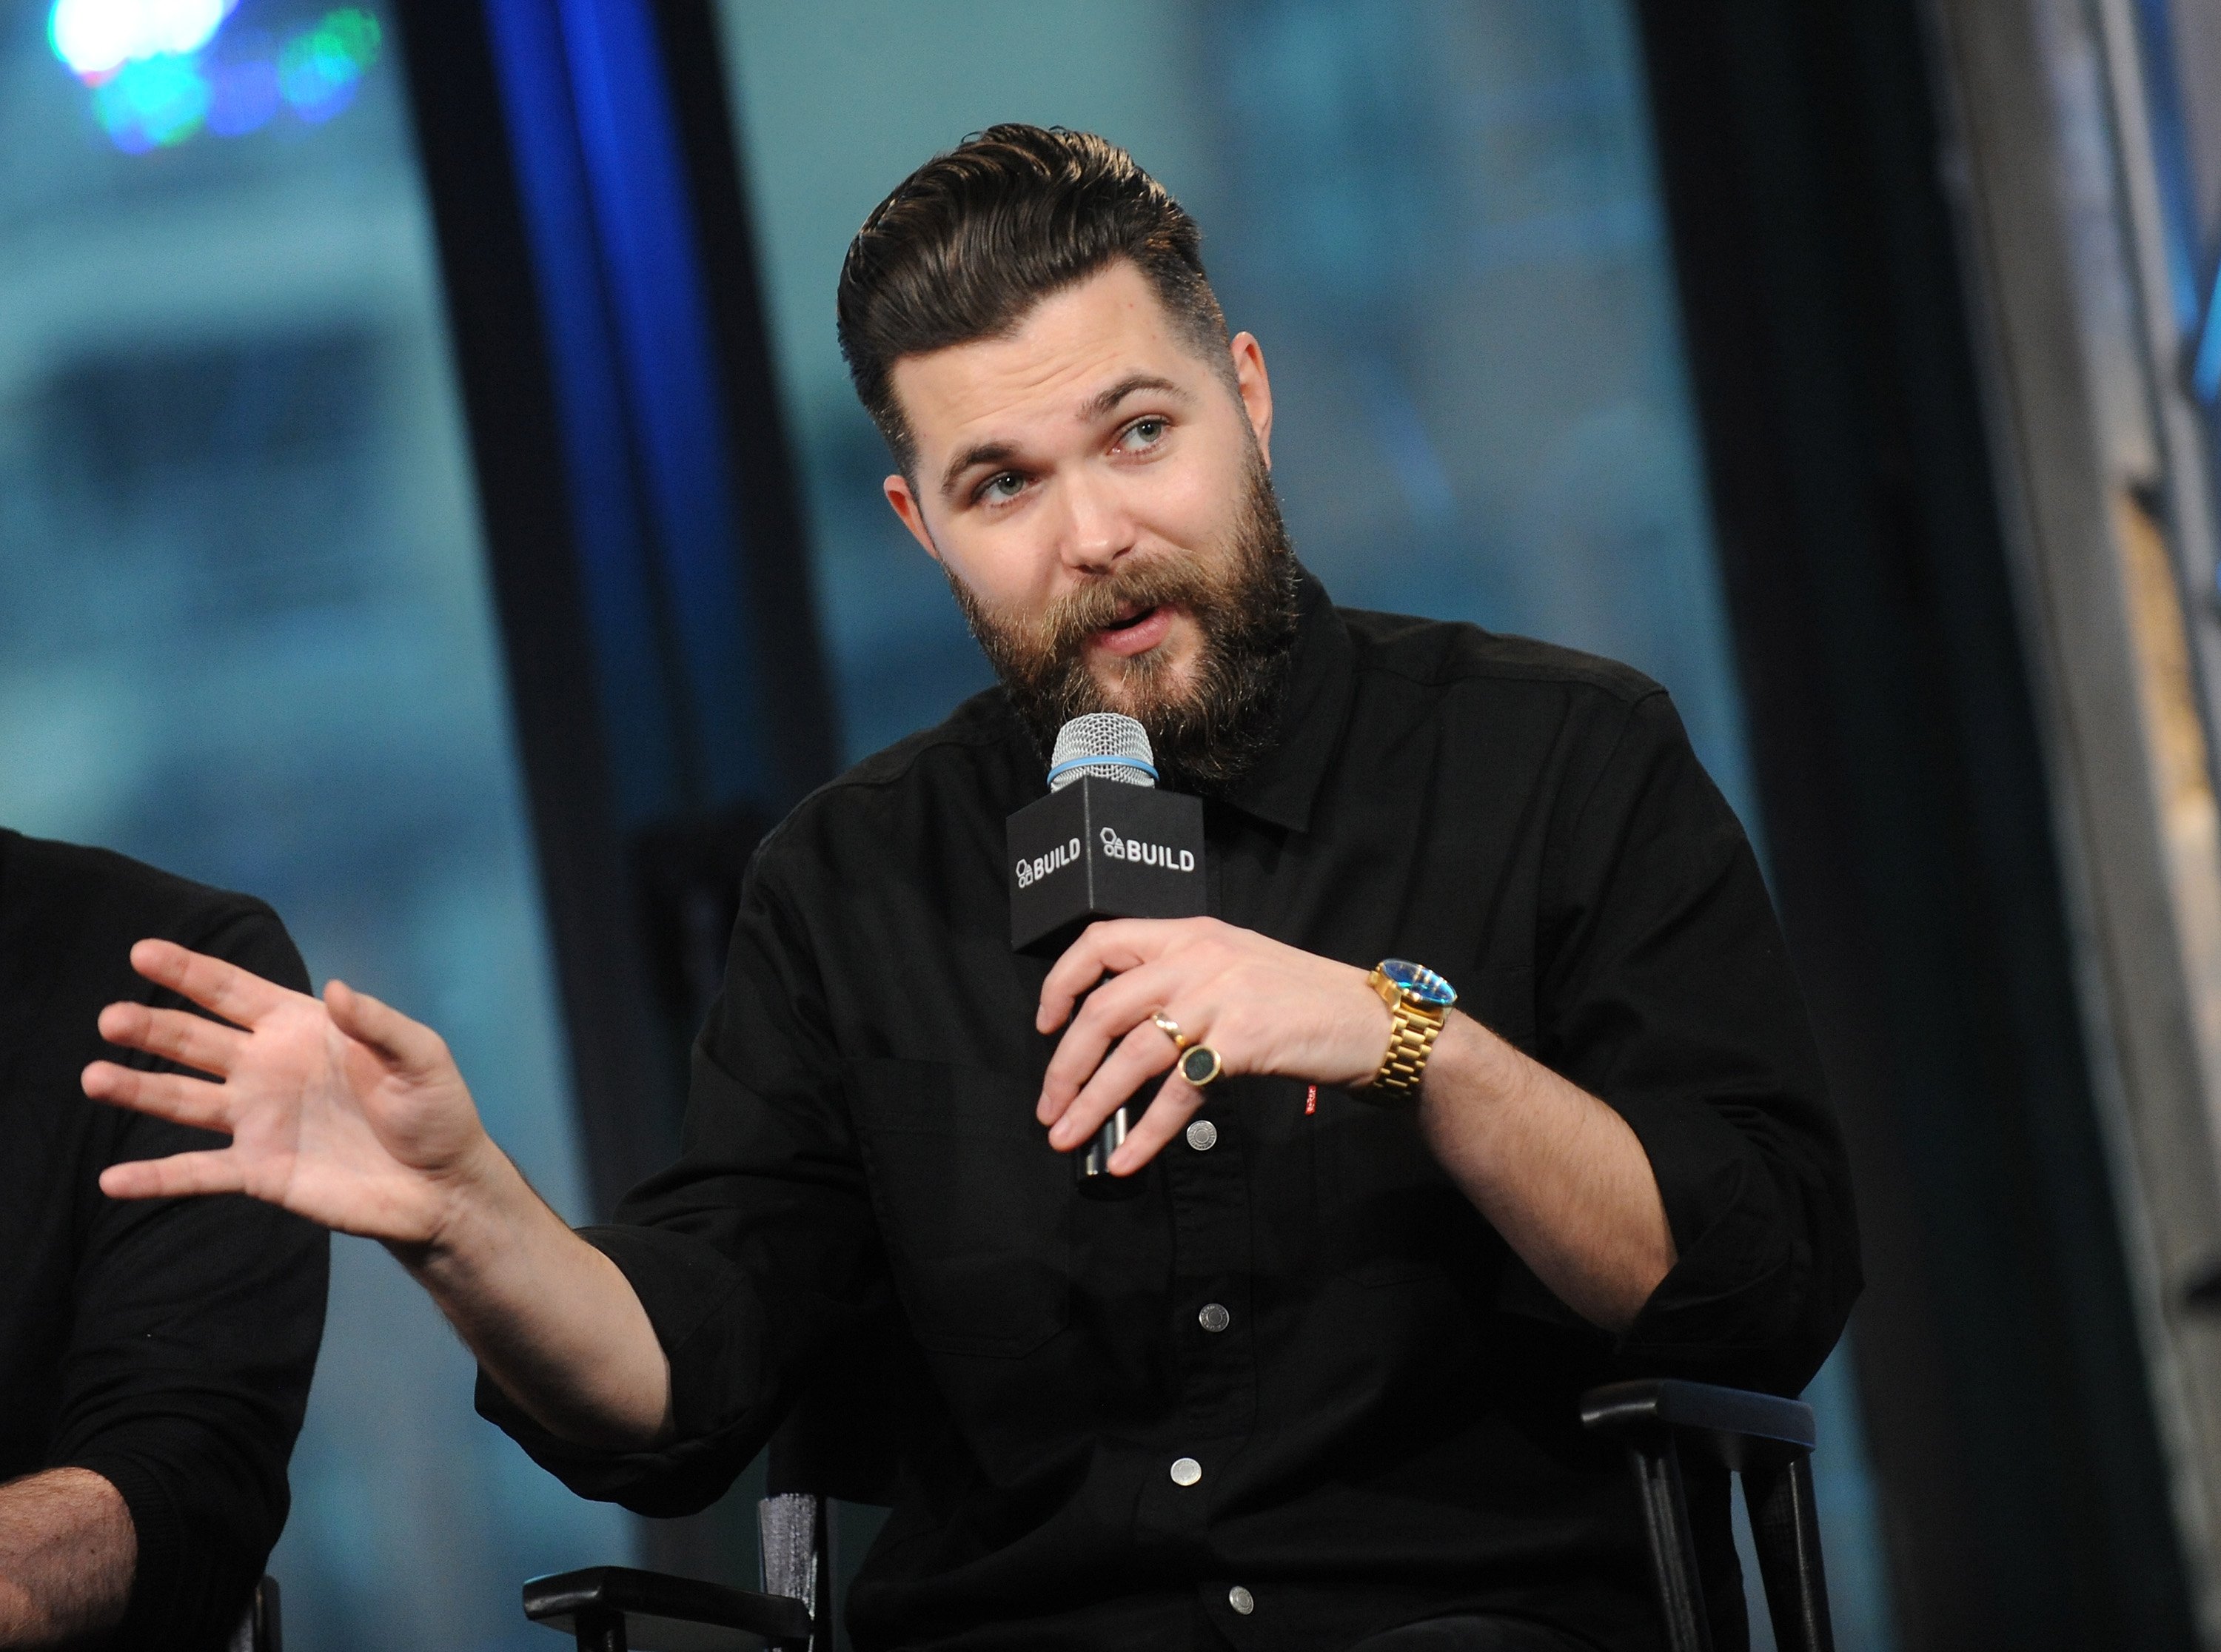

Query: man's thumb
[326,979,451,1081]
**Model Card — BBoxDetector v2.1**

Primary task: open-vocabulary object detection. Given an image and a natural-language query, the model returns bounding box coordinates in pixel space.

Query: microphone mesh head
[1049,713,1156,790]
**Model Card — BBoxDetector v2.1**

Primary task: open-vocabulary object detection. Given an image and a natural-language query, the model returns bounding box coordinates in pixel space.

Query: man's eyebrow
[939,440,1019,501]
[936,377,1193,500]
[1080,374,1190,422]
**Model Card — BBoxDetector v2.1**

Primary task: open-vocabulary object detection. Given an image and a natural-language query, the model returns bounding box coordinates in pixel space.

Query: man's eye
[979,471,1026,503]
[1122,417,1168,449]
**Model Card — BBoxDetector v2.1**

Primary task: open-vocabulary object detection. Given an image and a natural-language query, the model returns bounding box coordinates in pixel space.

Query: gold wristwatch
[1366,959,1458,1101]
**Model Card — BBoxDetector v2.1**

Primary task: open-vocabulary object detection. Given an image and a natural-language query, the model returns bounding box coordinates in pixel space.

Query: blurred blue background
[0,4,631,1649]
[0,1,1884,1647]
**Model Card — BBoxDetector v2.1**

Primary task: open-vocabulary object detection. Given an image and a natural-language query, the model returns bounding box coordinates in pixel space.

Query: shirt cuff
[1612,1092,1807,1378]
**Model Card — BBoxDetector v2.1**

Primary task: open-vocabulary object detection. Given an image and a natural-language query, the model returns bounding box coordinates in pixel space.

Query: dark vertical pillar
[392,0,680,1212]
[1633,4,2198,1648]
[649,1,841,799]
[392,0,837,1222]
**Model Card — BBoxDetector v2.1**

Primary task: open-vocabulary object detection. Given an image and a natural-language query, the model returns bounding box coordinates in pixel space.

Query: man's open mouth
[1086,602,1176,659]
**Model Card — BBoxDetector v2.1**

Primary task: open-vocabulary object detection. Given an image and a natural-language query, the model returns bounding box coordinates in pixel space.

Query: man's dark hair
[837,124,1230,474]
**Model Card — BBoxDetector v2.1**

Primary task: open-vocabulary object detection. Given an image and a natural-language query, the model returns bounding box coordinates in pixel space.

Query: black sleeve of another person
[14,859,330,1651]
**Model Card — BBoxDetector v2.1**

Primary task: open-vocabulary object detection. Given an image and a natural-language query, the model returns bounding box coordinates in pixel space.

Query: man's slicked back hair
[837,124,1230,474]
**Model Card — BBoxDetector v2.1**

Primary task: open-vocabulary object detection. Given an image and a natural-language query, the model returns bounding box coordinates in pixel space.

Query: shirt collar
[1211,565,1354,834]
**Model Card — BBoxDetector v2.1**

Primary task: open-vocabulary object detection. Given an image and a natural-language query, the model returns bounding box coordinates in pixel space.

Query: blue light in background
[278,9,380,122]
[49,1,382,152]
[2193,266,2221,405]
[90,53,211,151]
[207,30,281,135]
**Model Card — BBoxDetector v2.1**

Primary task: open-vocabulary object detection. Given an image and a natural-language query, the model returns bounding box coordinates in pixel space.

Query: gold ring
[1176,1044,1225,1088]
[1152,1012,1191,1050]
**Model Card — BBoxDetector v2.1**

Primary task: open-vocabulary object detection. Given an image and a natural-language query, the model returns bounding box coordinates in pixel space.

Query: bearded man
[83,127,1858,1651]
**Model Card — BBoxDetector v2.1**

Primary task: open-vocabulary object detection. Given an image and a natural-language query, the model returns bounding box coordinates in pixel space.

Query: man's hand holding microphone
[1034,915,1394,1173]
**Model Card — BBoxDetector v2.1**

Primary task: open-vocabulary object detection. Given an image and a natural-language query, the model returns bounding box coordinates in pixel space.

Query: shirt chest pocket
[845,1058,1071,1359]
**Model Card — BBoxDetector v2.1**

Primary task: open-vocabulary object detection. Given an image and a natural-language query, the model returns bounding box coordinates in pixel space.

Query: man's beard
[948,454,1301,792]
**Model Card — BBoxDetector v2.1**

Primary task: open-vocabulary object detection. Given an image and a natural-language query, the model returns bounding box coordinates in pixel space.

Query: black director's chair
[1581,1378,1834,1652]
[520,1477,842,1652]
[520,1374,1835,1652]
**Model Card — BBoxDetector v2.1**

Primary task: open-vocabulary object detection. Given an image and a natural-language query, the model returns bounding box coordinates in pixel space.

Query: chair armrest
[523,1565,813,1649]
[1581,1378,1815,1455]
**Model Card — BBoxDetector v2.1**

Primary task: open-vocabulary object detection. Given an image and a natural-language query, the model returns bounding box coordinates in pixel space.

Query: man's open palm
[83,939,491,1245]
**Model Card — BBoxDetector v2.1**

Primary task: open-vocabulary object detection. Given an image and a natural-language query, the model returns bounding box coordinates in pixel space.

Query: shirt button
[1198,1302,1231,1333]
[1228,1585,1255,1616]
[1170,1456,1203,1486]
[1186,1118,1219,1152]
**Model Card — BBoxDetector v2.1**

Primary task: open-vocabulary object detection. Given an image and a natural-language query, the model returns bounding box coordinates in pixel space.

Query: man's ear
[883,473,943,562]
[1230,332,1274,470]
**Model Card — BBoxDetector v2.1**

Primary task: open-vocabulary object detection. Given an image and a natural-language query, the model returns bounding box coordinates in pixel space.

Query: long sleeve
[1537,689,1860,1394]
[49,905,329,1651]
[476,846,892,1516]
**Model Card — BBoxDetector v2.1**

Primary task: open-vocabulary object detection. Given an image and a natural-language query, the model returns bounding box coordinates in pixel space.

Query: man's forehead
[891,263,1200,451]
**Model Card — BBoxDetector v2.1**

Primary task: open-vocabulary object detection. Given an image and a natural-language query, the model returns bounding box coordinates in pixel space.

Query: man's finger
[1037,963,1182,1122]
[1107,1075,1205,1175]
[326,979,451,1081]
[81,1061,234,1131]
[98,1148,247,1201]
[96,1001,246,1079]
[129,939,292,1027]
[1047,1029,1179,1152]
[1036,919,1176,1033]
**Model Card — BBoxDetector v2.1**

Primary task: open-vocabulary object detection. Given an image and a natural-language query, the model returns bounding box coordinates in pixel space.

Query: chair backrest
[757,1484,897,1650]
[1581,1379,1834,1652]
[227,1575,281,1652]
[759,1491,829,1648]
[747,1290,918,1650]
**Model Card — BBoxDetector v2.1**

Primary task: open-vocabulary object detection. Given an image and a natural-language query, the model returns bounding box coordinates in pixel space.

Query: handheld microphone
[1008,713,1207,1195]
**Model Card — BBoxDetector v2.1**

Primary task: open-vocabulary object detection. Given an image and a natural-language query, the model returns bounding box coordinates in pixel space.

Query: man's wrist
[1357,960,1458,1100]
[1346,970,1397,1089]
[388,1135,537,1285]
[0,1468,134,1644]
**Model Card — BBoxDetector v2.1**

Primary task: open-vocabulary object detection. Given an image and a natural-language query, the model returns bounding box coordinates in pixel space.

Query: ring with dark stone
[1177,1044,1225,1087]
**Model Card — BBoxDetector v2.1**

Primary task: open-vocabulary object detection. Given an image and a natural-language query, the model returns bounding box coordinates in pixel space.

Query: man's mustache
[1030,560,1222,661]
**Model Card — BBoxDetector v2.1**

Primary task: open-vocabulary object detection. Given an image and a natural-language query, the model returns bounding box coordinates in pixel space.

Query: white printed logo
[1099,826,1196,873]
[1014,837,1083,888]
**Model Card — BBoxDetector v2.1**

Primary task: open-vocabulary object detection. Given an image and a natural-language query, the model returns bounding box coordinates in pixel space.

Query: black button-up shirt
[483,572,1859,1652]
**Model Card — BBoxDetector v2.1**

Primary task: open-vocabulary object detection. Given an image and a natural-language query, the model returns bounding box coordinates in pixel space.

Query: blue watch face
[1381,958,1457,1007]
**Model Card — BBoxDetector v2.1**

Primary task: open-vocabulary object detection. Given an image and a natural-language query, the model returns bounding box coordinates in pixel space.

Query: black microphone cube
[1008,776,1207,953]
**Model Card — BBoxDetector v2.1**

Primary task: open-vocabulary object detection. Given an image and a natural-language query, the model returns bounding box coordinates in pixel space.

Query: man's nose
[1055,470,1136,574]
